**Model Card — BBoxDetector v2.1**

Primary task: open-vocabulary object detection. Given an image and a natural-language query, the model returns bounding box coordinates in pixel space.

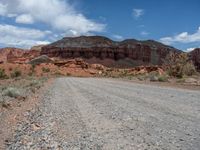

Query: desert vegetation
[11,69,22,78]
[0,77,47,109]
[0,68,8,79]
[164,52,196,78]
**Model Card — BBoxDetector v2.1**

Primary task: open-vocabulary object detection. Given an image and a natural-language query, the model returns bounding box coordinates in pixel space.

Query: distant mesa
[41,36,180,67]
[0,36,199,69]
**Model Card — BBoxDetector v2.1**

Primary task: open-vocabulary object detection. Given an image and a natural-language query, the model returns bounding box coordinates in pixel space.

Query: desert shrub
[3,87,21,98]
[0,68,8,79]
[29,80,40,87]
[0,100,11,108]
[149,75,158,82]
[137,75,147,81]
[158,75,168,82]
[127,76,132,80]
[147,71,158,81]
[9,67,12,71]
[164,52,196,78]
[42,67,50,73]
[28,72,33,76]
[182,61,196,76]
[11,70,21,78]
[54,71,63,76]
[30,64,36,73]
[66,73,71,76]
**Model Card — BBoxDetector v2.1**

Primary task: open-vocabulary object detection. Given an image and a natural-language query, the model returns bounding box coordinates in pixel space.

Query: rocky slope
[41,36,180,67]
[190,48,200,70]
[0,48,25,63]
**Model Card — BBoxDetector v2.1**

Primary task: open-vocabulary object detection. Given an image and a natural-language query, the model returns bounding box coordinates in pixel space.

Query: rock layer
[41,36,180,67]
[190,48,200,70]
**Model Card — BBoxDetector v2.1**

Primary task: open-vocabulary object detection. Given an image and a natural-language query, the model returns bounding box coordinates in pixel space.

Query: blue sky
[0,0,200,51]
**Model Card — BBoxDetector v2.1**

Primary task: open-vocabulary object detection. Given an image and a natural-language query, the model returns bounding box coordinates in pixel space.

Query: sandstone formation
[190,48,200,70]
[0,48,25,63]
[0,47,41,64]
[41,36,180,67]
[31,45,46,51]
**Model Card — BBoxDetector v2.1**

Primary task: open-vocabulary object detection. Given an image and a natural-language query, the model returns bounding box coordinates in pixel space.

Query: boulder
[28,55,53,65]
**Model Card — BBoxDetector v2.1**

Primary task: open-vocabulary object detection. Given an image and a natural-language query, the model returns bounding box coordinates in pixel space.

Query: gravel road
[7,77,200,150]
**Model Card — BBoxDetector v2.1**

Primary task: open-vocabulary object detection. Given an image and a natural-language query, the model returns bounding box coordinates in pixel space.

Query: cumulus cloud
[0,0,105,35]
[160,26,200,45]
[0,24,50,48]
[16,14,34,24]
[185,47,195,52]
[132,9,144,19]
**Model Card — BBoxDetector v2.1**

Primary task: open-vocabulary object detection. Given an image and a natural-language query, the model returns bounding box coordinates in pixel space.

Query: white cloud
[160,26,200,45]
[185,47,195,52]
[0,3,7,16]
[16,14,34,24]
[7,14,17,18]
[0,24,50,48]
[112,34,124,41]
[140,31,149,36]
[132,9,144,19]
[0,0,105,35]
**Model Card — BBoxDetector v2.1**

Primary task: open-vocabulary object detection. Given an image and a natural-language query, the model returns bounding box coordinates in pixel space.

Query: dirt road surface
[7,77,200,150]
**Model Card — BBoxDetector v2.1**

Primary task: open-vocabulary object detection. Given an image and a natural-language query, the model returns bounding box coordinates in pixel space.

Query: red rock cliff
[41,36,180,67]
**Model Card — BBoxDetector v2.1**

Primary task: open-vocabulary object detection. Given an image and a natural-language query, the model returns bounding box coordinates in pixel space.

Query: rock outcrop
[28,55,53,65]
[0,48,25,63]
[190,48,200,70]
[41,36,181,67]
[0,47,42,64]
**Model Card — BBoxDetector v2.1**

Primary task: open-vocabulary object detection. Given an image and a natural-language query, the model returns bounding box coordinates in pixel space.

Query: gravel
[7,77,200,150]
